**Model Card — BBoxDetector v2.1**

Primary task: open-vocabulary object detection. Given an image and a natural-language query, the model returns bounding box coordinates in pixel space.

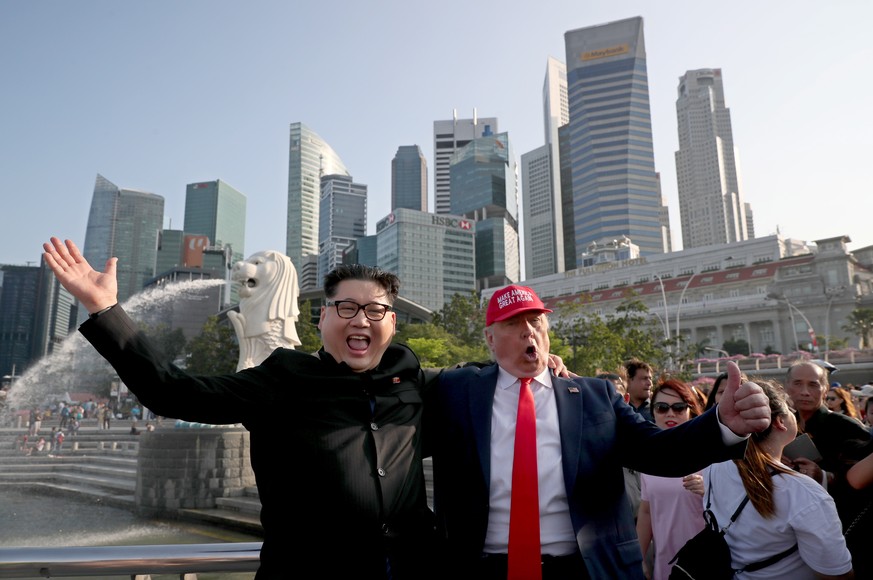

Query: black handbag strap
[706,470,799,573]
[739,543,799,572]
[705,476,750,532]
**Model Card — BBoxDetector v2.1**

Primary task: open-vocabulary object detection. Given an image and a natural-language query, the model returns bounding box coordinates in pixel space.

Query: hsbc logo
[431,216,472,230]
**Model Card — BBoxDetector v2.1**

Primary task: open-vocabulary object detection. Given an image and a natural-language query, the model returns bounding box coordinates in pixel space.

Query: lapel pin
[392,377,401,384]
[568,386,580,393]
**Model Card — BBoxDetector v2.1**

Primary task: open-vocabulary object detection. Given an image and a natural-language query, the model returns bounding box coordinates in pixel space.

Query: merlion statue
[227,250,302,371]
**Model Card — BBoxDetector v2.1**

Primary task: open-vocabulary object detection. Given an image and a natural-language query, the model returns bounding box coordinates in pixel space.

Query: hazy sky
[2,0,871,272]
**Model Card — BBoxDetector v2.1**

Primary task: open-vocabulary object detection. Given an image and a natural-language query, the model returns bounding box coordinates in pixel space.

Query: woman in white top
[703,380,853,579]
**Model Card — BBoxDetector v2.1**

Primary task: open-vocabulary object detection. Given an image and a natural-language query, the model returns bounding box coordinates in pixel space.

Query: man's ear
[484,328,495,353]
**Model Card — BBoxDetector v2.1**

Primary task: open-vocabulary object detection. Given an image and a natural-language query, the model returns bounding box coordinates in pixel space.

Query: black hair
[323,264,400,303]
[623,358,653,380]
[704,372,729,411]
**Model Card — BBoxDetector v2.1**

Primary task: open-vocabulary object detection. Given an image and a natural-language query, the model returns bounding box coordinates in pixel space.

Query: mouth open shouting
[524,344,539,362]
[347,334,370,352]
[318,279,397,373]
[485,311,552,378]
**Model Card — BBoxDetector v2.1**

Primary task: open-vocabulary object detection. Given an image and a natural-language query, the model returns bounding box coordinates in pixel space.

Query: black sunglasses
[653,402,690,414]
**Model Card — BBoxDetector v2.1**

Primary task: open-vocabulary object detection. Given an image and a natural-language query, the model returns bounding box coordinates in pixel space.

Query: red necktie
[507,377,541,580]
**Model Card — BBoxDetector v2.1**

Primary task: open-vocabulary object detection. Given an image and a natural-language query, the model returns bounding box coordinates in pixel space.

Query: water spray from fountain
[4,278,226,415]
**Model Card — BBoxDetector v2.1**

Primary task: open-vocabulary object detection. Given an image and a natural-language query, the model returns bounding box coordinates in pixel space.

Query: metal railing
[0,542,262,578]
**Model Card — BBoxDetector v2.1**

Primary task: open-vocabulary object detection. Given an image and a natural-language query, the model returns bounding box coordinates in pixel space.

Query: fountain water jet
[4,278,226,416]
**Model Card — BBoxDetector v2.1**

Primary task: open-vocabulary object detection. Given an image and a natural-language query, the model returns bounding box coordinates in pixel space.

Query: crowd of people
[37,235,873,579]
[14,397,158,457]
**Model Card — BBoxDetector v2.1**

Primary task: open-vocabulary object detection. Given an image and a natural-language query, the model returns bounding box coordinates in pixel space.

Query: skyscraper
[564,17,670,260]
[450,132,520,289]
[82,174,164,311]
[184,179,247,264]
[0,262,75,379]
[317,174,367,282]
[374,208,476,311]
[522,57,570,279]
[31,261,76,365]
[675,68,750,248]
[286,122,350,267]
[0,265,39,378]
[391,145,427,211]
[433,111,498,214]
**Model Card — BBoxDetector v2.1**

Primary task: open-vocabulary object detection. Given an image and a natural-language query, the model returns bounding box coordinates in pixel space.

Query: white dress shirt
[483,366,578,556]
[481,367,747,557]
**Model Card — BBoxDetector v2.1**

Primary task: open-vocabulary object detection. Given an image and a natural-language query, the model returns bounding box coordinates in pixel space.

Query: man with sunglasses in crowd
[42,236,480,579]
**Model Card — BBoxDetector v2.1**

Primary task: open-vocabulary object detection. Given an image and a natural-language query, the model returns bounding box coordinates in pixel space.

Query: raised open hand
[42,237,118,314]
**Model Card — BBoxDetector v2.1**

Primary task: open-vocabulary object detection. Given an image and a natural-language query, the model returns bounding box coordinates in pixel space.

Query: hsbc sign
[431,216,472,230]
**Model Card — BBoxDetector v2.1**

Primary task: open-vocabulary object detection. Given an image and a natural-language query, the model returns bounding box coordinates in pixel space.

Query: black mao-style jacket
[81,306,435,579]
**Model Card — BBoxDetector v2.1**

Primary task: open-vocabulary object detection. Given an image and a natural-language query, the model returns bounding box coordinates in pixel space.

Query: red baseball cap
[486,284,553,326]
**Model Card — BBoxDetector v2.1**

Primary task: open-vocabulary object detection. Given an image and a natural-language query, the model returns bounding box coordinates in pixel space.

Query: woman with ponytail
[702,380,853,579]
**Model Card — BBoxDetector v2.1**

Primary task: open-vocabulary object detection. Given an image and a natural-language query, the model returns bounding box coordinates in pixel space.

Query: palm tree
[842,307,873,348]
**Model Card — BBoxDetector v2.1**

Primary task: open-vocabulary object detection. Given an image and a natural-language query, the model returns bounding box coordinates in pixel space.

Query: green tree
[140,322,187,363]
[818,335,848,351]
[551,294,673,377]
[184,316,239,375]
[396,320,489,368]
[722,338,749,356]
[295,299,322,354]
[430,291,486,347]
[687,339,711,358]
[406,337,452,368]
[842,307,873,348]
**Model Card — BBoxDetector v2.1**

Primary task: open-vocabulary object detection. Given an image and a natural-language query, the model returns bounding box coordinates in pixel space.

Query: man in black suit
[785,360,873,578]
[43,237,434,579]
[427,284,771,579]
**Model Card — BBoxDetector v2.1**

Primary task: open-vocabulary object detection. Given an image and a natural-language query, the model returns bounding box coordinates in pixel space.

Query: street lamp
[823,285,847,358]
[674,271,699,342]
[768,293,816,352]
[652,274,671,342]
[650,309,666,330]
[704,347,729,358]
[786,300,817,352]
[673,257,733,349]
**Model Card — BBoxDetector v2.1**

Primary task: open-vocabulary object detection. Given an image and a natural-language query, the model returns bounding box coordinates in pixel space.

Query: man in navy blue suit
[427,284,771,579]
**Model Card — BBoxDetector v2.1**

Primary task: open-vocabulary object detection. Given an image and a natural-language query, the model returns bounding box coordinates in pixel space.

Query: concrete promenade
[0,416,437,537]
[0,417,264,536]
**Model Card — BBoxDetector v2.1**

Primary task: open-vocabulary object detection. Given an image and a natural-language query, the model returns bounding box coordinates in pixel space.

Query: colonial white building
[502,235,873,354]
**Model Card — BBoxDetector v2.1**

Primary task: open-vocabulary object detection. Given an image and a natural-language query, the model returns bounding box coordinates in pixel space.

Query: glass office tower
[184,179,247,265]
[433,111,498,215]
[317,174,367,282]
[375,208,476,311]
[82,174,164,310]
[676,68,750,248]
[286,122,350,269]
[450,132,520,289]
[564,16,670,260]
[391,145,427,211]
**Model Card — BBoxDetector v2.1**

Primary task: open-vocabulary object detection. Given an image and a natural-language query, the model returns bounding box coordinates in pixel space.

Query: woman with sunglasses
[636,378,705,579]
[825,387,863,423]
[702,379,853,579]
